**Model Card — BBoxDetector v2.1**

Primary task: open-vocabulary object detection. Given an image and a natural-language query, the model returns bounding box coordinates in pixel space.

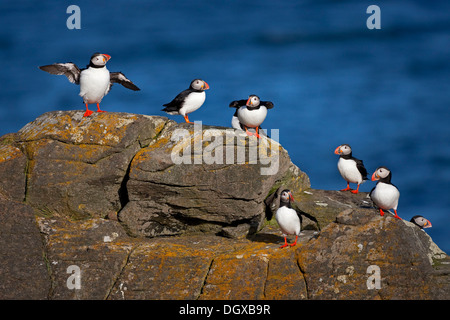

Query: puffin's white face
[413,216,432,228]
[372,167,390,181]
[190,79,209,91]
[280,190,294,203]
[246,95,260,107]
[90,53,111,66]
[334,144,352,156]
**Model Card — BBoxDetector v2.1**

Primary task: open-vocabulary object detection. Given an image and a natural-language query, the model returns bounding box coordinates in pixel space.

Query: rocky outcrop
[0,111,448,300]
[0,195,50,299]
[6,111,309,237]
[298,208,449,299]
[119,120,309,238]
[16,111,167,220]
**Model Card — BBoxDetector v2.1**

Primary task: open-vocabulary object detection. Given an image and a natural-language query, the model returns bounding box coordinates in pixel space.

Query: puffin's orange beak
[334,146,341,155]
[289,192,294,202]
[246,97,252,106]
[203,81,210,90]
[423,219,432,228]
[371,172,379,181]
[102,54,111,62]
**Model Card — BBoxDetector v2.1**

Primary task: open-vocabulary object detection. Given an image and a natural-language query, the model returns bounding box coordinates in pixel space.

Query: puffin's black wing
[39,63,81,84]
[261,101,274,109]
[354,158,368,180]
[110,72,140,91]
[162,88,191,112]
[264,189,280,221]
[229,99,247,109]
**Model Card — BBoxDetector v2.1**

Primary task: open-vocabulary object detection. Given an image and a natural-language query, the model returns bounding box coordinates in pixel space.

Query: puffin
[410,215,432,229]
[229,95,273,138]
[370,166,401,220]
[275,189,301,248]
[229,104,267,137]
[39,53,140,117]
[162,79,209,124]
[334,144,368,194]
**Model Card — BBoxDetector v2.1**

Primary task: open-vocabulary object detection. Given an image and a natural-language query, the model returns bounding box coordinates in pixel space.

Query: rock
[0,111,448,300]
[0,133,27,201]
[118,121,310,238]
[16,111,167,219]
[297,209,449,299]
[37,216,132,299]
[293,189,373,229]
[265,188,370,231]
[0,197,50,299]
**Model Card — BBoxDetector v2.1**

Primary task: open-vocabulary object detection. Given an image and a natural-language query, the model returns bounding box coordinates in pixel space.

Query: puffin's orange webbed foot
[350,185,361,194]
[83,104,93,117]
[96,103,107,113]
[393,210,402,220]
[289,235,298,247]
[183,115,194,124]
[244,126,254,137]
[254,127,262,139]
[279,237,289,249]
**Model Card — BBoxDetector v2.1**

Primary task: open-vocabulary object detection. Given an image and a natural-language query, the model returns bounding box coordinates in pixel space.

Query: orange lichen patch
[194,240,287,299]
[27,158,94,184]
[51,141,112,164]
[199,254,267,300]
[112,241,215,299]
[0,144,23,162]
[264,249,307,300]
[21,140,46,160]
[18,113,77,142]
[150,117,168,137]
[18,111,141,147]
[143,136,172,154]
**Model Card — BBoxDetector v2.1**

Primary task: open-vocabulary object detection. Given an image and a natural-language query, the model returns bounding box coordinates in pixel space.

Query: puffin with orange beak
[369,166,401,220]
[334,144,368,194]
[229,94,274,138]
[162,79,209,124]
[275,189,301,248]
[39,53,140,117]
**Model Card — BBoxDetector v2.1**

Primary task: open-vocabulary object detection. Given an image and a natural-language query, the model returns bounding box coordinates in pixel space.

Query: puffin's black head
[410,215,432,229]
[334,144,352,157]
[190,79,209,91]
[89,53,111,67]
[246,95,261,108]
[371,166,392,183]
[280,189,294,206]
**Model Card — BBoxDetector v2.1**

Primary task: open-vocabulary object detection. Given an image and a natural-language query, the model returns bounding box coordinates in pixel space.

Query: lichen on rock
[0,111,448,300]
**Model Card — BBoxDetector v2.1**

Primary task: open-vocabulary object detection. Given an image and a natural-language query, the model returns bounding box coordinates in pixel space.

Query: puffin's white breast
[371,182,400,210]
[337,157,363,184]
[275,206,301,236]
[237,106,267,128]
[79,67,111,104]
[179,91,206,116]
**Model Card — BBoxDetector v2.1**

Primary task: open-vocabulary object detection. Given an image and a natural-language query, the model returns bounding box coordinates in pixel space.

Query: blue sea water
[0,0,449,252]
